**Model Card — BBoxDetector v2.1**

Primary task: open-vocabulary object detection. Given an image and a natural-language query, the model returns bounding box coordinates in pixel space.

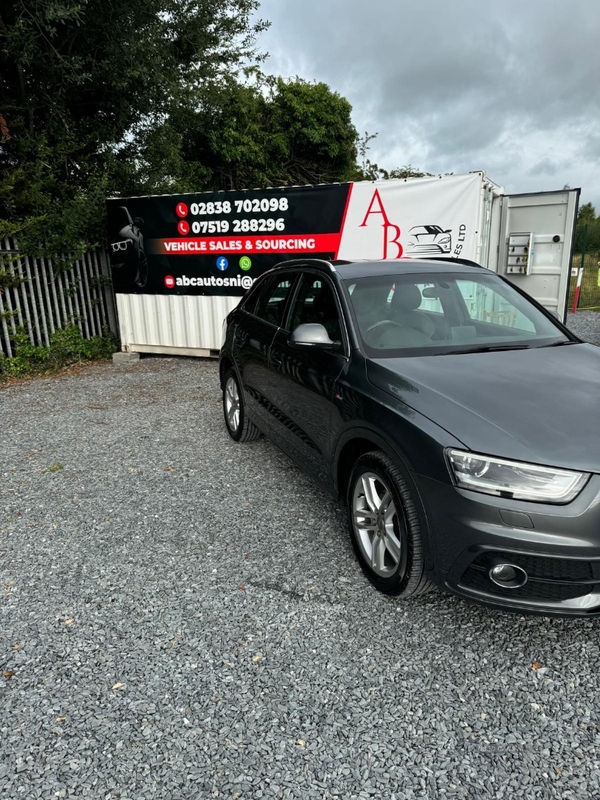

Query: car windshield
[343,271,572,357]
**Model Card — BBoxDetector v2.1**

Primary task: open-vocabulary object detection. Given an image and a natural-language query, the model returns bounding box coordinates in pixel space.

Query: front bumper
[416,472,600,616]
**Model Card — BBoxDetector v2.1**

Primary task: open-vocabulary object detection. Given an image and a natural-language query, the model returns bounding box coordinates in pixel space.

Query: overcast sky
[255,0,600,210]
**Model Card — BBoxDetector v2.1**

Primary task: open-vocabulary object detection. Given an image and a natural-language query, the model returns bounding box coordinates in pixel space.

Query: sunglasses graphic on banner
[111,241,130,252]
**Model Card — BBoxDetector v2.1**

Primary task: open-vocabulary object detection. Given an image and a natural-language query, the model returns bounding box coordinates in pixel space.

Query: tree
[0,0,267,254]
[578,202,596,226]
[574,202,600,255]
[125,76,362,193]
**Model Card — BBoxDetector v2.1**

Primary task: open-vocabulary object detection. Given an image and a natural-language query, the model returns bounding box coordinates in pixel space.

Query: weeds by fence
[0,239,118,358]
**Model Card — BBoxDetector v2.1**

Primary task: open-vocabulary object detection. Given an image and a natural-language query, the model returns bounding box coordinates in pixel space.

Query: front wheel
[222,370,261,442]
[347,451,433,597]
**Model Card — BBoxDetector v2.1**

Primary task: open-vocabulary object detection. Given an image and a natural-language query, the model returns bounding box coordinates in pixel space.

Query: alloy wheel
[352,471,403,578]
[224,376,241,433]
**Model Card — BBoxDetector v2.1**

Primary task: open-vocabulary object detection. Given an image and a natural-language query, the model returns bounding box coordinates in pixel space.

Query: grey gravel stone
[1,356,600,800]
[566,310,600,345]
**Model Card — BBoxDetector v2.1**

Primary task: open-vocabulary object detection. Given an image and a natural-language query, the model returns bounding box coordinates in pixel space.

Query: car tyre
[347,451,433,597]
[223,370,262,443]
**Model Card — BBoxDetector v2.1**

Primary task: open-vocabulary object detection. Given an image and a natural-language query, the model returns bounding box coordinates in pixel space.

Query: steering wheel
[365,319,404,346]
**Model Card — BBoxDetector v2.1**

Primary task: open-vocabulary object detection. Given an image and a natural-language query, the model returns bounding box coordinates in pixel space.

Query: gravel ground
[2,357,600,800]
[566,310,600,345]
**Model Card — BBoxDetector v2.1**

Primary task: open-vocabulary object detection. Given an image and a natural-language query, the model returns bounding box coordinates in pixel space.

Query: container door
[488,189,579,322]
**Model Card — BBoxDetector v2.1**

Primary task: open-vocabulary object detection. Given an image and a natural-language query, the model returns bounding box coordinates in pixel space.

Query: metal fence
[0,239,118,357]
[568,252,600,311]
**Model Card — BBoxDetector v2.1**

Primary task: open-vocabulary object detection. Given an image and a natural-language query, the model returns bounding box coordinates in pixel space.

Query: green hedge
[0,325,118,379]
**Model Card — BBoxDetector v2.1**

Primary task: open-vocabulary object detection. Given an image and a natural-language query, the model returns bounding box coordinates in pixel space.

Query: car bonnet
[367,343,600,474]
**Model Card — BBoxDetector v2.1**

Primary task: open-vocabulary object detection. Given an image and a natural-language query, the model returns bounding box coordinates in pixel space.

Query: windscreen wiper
[440,343,534,355]
[537,340,579,348]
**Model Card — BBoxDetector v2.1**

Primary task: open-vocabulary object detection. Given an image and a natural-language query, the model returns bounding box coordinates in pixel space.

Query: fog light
[489,563,528,589]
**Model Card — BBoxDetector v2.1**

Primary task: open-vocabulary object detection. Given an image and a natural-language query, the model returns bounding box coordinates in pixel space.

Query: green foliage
[0,0,267,254]
[578,202,596,225]
[127,76,362,193]
[574,203,600,255]
[0,324,118,379]
[0,0,432,262]
[0,266,24,293]
[48,325,118,362]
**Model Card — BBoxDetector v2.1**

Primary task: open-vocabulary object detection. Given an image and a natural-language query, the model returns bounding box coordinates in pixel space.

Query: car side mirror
[290,323,335,349]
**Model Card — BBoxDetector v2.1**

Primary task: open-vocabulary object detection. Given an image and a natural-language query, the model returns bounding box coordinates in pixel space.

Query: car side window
[239,278,267,315]
[253,275,295,327]
[289,275,342,342]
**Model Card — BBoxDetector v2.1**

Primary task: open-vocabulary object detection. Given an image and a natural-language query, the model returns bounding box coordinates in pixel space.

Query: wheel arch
[219,355,235,389]
[334,427,436,567]
[334,427,415,502]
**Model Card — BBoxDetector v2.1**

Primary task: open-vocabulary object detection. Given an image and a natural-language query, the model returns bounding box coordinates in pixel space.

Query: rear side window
[238,277,267,314]
[253,275,295,327]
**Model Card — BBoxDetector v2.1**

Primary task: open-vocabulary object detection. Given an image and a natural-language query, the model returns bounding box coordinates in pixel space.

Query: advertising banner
[106,174,484,296]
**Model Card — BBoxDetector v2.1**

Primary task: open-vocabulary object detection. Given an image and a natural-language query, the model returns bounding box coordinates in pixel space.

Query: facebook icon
[216,257,229,271]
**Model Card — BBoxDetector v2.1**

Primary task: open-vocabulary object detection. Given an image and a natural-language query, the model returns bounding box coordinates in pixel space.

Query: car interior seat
[351,283,388,331]
[390,284,435,338]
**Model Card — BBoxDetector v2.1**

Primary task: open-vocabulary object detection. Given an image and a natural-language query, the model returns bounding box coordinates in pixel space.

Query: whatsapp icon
[239,256,252,271]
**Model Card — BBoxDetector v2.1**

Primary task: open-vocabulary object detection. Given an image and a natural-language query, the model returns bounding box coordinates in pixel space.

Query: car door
[231,273,297,433]
[267,272,349,485]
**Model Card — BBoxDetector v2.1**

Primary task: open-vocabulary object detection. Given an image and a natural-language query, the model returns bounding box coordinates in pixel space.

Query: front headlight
[447,449,589,504]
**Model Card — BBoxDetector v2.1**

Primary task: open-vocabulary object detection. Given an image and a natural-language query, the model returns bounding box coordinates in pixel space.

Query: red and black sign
[106,175,482,295]
[105,185,352,296]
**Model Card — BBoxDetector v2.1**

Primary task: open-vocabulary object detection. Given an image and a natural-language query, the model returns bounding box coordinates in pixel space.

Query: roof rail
[420,256,486,269]
[270,257,337,273]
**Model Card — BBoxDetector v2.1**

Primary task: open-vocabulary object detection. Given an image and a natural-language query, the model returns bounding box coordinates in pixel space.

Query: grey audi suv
[219,257,600,616]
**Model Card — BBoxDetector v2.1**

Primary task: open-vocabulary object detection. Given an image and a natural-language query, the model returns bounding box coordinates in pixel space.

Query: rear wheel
[348,451,433,597]
[223,370,261,442]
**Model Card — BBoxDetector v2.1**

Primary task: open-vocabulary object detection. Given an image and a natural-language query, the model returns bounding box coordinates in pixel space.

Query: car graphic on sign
[108,205,149,289]
[406,224,452,255]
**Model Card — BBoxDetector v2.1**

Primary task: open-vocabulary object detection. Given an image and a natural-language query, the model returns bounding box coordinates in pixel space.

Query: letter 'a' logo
[359,189,403,259]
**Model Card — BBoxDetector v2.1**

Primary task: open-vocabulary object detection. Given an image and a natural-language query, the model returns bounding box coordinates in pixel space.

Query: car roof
[269,257,488,279]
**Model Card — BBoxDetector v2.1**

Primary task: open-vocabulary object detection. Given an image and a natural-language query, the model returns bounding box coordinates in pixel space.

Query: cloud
[528,158,560,178]
[256,0,600,207]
